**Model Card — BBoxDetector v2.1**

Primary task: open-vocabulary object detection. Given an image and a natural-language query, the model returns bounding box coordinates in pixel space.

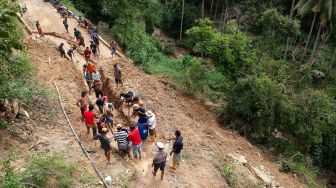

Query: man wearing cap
[128,125,142,160]
[152,142,168,180]
[132,104,140,118]
[146,110,156,142]
[114,124,131,159]
[94,127,112,164]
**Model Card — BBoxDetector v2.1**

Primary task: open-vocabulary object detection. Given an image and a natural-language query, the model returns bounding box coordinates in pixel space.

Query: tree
[180,0,185,40]
[295,0,336,63]
[283,0,296,60]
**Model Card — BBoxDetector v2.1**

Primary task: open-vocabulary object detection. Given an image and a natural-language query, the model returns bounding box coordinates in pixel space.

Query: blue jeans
[132,143,142,157]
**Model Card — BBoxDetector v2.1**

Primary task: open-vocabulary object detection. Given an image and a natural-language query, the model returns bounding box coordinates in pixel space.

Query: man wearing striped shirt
[113,124,131,159]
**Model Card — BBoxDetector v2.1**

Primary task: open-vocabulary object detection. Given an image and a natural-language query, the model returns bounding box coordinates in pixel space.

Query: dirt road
[19,0,306,187]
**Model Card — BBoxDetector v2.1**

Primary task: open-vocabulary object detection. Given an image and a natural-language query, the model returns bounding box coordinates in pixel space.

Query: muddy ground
[0,0,308,187]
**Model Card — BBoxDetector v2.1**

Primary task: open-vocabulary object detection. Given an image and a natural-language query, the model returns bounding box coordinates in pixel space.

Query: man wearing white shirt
[146,110,156,142]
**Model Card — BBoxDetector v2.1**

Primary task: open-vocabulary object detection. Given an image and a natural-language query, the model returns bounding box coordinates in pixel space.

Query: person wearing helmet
[152,142,168,180]
[94,127,111,164]
[113,124,131,159]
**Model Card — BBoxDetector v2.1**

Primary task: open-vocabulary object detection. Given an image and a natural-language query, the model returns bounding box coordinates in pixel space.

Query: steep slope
[18,0,306,187]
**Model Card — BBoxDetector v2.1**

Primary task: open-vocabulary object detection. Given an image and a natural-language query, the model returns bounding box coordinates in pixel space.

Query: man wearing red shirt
[84,47,91,63]
[84,104,98,138]
[128,124,142,159]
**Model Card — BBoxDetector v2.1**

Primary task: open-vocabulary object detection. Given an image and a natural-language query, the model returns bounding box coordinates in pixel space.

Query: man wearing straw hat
[146,110,156,142]
[152,142,168,180]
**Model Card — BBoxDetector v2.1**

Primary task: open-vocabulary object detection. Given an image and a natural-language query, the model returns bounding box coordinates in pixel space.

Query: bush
[20,155,75,187]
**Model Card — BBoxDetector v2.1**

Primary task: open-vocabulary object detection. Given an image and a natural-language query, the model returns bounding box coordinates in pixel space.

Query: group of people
[39,3,184,181]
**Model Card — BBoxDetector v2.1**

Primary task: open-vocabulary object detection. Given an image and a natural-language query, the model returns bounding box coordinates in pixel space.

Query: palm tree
[296,0,336,63]
[283,0,296,60]
[295,0,319,61]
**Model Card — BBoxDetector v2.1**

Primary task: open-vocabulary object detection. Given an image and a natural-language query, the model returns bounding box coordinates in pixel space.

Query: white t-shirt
[92,72,101,81]
[147,114,156,129]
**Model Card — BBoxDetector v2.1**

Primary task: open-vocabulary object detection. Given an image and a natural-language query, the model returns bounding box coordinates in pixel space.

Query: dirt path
[19,0,306,187]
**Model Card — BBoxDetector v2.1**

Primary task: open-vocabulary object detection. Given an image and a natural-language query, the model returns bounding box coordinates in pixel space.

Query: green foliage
[161,0,199,38]
[0,158,20,188]
[0,154,76,187]
[162,39,176,56]
[280,154,321,188]
[187,18,254,79]
[0,0,24,57]
[214,162,237,187]
[20,155,76,187]
[256,9,301,58]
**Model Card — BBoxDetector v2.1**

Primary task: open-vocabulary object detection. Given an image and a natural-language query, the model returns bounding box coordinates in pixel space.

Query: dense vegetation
[0,0,332,185]
[0,0,39,103]
[64,0,336,184]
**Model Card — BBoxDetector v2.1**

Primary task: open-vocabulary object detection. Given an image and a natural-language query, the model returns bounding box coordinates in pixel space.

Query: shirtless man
[76,91,88,118]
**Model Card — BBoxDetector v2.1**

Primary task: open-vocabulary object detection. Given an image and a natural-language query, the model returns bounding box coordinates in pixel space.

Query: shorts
[80,106,87,116]
[149,128,156,136]
[118,143,130,152]
[106,116,113,123]
[154,162,166,172]
[173,152,182,164]
[86,125,97,137]
[132,143,142,157]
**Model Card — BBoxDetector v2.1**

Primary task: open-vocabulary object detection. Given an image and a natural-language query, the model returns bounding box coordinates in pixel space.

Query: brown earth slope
[12,0,307,187]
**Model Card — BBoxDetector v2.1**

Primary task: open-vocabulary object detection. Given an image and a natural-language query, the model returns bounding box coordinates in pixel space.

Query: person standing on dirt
[84,47,91,62]
[94,127,112,164]
[91,31,100,52]
[84,104,99,138]
[146,110,156,142]
[104,103,114,130]
[110,41,116,58]
[152,142,168,180]
[63,17,69,33]
[114,124,131,159]
[35,21,43,36]
[74,28,81,41]
[96,96,108,114]
[85,70,92,91]
[58,43,66,58]
[114,64,123,87]
[87,62,96,78]
[128,124,142,160]
[78,35,85,47]
[170,130,184,169]
[67,46,76,62]
[76,91,88,118]
[93,82,103,99]
[90,41,98,58]
[92,69,101,83]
